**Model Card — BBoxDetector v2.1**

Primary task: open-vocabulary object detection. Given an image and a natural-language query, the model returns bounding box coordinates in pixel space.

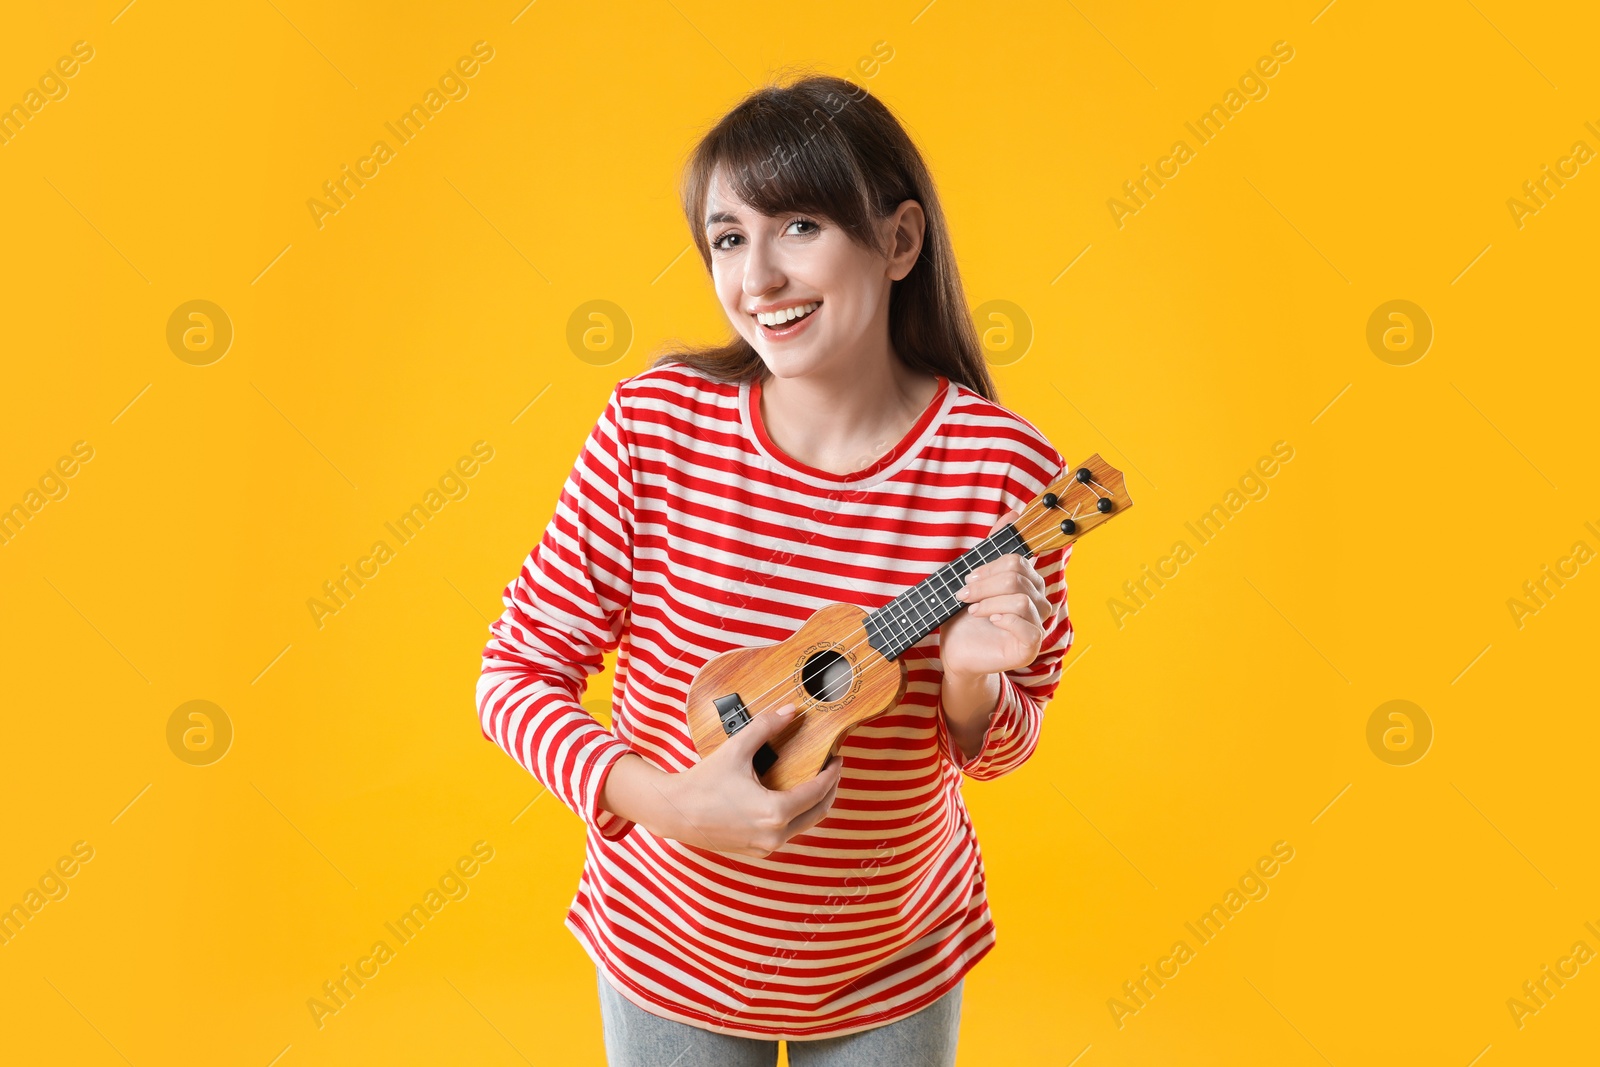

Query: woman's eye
[711,218,816,252]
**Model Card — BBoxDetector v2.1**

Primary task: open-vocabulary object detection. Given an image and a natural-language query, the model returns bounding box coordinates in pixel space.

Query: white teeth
[755,301,818,327]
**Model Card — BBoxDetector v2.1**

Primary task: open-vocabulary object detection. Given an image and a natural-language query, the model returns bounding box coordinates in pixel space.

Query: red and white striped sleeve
[934,450,1077,780]
[476,382,639,840]
[935,538,1073,780]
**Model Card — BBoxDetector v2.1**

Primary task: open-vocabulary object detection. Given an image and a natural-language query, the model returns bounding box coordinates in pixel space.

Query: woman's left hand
[938,508,1053,680]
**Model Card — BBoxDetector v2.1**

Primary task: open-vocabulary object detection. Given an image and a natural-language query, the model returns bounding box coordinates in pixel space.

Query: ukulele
[684,454,1134,791]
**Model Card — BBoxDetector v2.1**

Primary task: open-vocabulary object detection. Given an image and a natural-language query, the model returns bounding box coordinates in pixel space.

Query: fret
[864,524,1035,661]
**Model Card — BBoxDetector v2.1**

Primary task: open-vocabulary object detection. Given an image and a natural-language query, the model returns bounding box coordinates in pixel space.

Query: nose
[741,233,786,301]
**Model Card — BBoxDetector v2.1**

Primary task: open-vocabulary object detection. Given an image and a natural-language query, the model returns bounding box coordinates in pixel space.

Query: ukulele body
[683,453,1135,794]
[684,602,909,793]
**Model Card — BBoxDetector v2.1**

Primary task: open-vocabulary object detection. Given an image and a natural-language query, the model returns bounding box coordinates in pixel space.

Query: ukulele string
[749,500,1082,724]
[725,491,1100,730]
[737,496,1091,723]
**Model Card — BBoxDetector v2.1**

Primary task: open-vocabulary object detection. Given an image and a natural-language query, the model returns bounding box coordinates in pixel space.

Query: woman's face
[703,167,922,380]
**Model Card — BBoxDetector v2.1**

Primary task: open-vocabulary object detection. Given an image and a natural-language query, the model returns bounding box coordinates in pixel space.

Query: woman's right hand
[654,704,844,858]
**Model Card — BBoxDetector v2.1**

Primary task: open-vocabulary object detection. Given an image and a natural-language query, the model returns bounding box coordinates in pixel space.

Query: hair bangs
[685,87,878,258]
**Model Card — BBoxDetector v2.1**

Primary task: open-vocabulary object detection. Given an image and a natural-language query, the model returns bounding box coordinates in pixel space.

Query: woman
[476,72,1074,1066]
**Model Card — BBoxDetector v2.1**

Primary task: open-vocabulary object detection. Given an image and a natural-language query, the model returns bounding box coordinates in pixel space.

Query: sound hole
[801,649,853,703]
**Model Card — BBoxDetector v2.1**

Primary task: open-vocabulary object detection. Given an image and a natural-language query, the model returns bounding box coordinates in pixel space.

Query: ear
[885,199,925,282]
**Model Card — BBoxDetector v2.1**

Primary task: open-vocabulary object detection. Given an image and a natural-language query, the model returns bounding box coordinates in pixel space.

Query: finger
[967,553,1033,583]
[985,507,1021,535]
[780,765,843,832]
[988,612,1044,642]
[725,702,798,759]
[772,753,843,816]
[1033,594,1054,624]
[784,772,843,837]
[1019,570,1050,616]
[958,562,1033,604]
[972,553,1026,576]
[1023,561,1047,599]
[969,592,1041,625]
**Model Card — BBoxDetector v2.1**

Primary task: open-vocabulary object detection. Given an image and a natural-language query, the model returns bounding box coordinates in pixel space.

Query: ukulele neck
[862,524,1032,661]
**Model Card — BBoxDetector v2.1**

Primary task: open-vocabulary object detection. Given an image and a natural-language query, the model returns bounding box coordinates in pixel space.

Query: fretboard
[863,523,1032,661]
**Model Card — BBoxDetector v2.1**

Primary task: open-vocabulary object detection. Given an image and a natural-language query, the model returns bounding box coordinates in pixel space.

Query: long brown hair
[648,72,998,403]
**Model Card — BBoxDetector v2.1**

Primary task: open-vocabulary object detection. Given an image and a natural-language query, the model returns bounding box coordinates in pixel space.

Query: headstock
[1013,454,1134,556]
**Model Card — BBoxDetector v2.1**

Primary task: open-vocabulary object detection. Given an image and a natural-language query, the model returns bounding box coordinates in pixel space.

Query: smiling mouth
[753,301,821,334]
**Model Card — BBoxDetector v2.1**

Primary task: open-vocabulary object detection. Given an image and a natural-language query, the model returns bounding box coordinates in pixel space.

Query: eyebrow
[704,210,739,229]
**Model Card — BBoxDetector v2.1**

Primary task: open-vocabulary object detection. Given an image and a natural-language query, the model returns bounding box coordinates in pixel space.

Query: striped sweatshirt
[475,360,1074,1039]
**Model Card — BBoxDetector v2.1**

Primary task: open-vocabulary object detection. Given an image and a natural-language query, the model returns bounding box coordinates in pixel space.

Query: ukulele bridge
[712,693,777,775]
[713,693,751,735]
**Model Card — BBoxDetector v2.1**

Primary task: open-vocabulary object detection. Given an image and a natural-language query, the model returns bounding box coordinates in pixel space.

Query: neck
[864,523,1032,661]
[759,351,934,471]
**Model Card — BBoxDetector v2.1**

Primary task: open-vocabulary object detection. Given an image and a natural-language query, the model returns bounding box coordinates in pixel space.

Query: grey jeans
[596,967,963,1066]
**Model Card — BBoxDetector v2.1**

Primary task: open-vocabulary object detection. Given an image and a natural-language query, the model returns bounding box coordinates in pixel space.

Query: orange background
[2,1,1597,1064]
